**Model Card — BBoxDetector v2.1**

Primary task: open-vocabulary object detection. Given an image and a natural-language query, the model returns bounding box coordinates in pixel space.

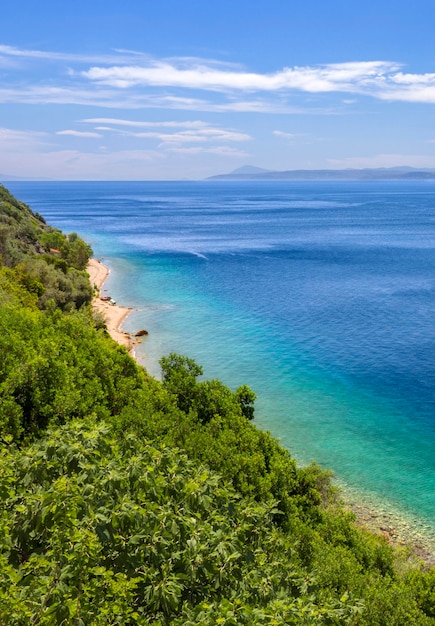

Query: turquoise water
[7,180,435,538]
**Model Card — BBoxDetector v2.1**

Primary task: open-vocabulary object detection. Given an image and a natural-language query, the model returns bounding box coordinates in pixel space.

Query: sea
[6,180,435,543]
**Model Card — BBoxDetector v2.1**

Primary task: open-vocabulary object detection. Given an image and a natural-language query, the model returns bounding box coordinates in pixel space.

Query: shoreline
[87,258,136,353]
[339,485,435,568]
[87,257,434,566]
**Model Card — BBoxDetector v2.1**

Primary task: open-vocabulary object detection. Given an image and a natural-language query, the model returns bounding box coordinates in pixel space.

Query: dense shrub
[0,420,365,625]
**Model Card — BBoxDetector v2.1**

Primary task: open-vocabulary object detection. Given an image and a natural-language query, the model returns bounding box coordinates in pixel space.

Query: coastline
[87,259,435,567]
[4,176,431,581]
[340,486,435,568]
[87,258,135,352]
[86,256,435,566]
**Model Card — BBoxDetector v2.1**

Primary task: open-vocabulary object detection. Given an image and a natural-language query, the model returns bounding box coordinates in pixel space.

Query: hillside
[0,184,434,624]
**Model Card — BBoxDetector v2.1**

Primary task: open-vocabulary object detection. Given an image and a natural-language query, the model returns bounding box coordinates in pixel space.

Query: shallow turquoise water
[8,180,435,538]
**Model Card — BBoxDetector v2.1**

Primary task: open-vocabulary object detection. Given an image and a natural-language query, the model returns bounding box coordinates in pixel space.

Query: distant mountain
[208,166,435,181]
[229,165,272,175]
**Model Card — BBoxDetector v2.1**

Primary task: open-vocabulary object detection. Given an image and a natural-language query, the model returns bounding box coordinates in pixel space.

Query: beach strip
[87,258,134,351]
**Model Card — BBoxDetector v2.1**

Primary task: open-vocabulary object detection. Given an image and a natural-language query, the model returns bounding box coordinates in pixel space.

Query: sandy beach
[87,258,134,351]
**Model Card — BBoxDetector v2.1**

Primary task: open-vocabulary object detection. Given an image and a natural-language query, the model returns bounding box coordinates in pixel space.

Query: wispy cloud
[80,118,251,147]
[140,129,249,143]
[56,130,102,138]
[0,86,131,107]
[81,60,396,92]
[273,130,297,139]
[81,117,209,128]
[98,128,250,144]
[0,44,148,65]
[3,44,435,110]
[144,96,303,114]
[0,86,305,114]
[0,45,346,113]
[0,127,48,148]
[272,130,323,144]
[165,145,249,157]
[79,56,435,104]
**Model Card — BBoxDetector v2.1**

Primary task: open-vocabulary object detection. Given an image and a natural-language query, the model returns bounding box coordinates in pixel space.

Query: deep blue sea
[7,180,435,540]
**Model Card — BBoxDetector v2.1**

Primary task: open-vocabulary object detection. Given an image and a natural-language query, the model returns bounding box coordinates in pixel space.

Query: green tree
[235,383,256,420]
[160,353,203,413]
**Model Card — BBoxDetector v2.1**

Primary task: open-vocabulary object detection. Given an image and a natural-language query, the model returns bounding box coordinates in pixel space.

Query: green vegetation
[0,185,92,311]
[0,184,434,624]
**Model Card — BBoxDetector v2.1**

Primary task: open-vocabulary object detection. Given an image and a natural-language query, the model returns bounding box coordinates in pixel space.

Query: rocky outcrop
[135,329,149,337]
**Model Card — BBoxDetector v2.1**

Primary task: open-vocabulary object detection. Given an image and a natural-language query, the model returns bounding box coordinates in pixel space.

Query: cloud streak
[0,44,149,66]
[0,86,304,114]
[273,130,297,139]
[164,145,249,157]
[56,130,102,138]
[2,44,435,105]
[79,57,435,104]
[81,118,209,128]
[78,118,251,149]
[82,60,397,92]
[94,127,250,144]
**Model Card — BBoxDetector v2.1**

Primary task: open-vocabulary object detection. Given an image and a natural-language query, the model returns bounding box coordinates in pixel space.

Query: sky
[2,0,435,180]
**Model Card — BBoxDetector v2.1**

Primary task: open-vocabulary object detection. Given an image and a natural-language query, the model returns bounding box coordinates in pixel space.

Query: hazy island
[0,184,434,624]
[208,165,435,181]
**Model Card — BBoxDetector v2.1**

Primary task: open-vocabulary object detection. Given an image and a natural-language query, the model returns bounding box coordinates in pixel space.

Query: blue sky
[2,0,435,179]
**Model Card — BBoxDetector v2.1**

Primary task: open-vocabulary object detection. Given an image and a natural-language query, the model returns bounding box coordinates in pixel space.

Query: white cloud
[273,130,297,139]
[0,44,147,66]
[80,118,251,146]
[376,86,435,104]
[56,130,102,138]
[135,128,251,143]
[82,60,397,93]
[0,120,250,179]
[4,44,435,106]
[0,86,306,114]
[390,72,435,85]
[81,117,208,128]
[145,96,302,114]
[77,56,435,105]
[0,86,129,107]
[165,145,249,157]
